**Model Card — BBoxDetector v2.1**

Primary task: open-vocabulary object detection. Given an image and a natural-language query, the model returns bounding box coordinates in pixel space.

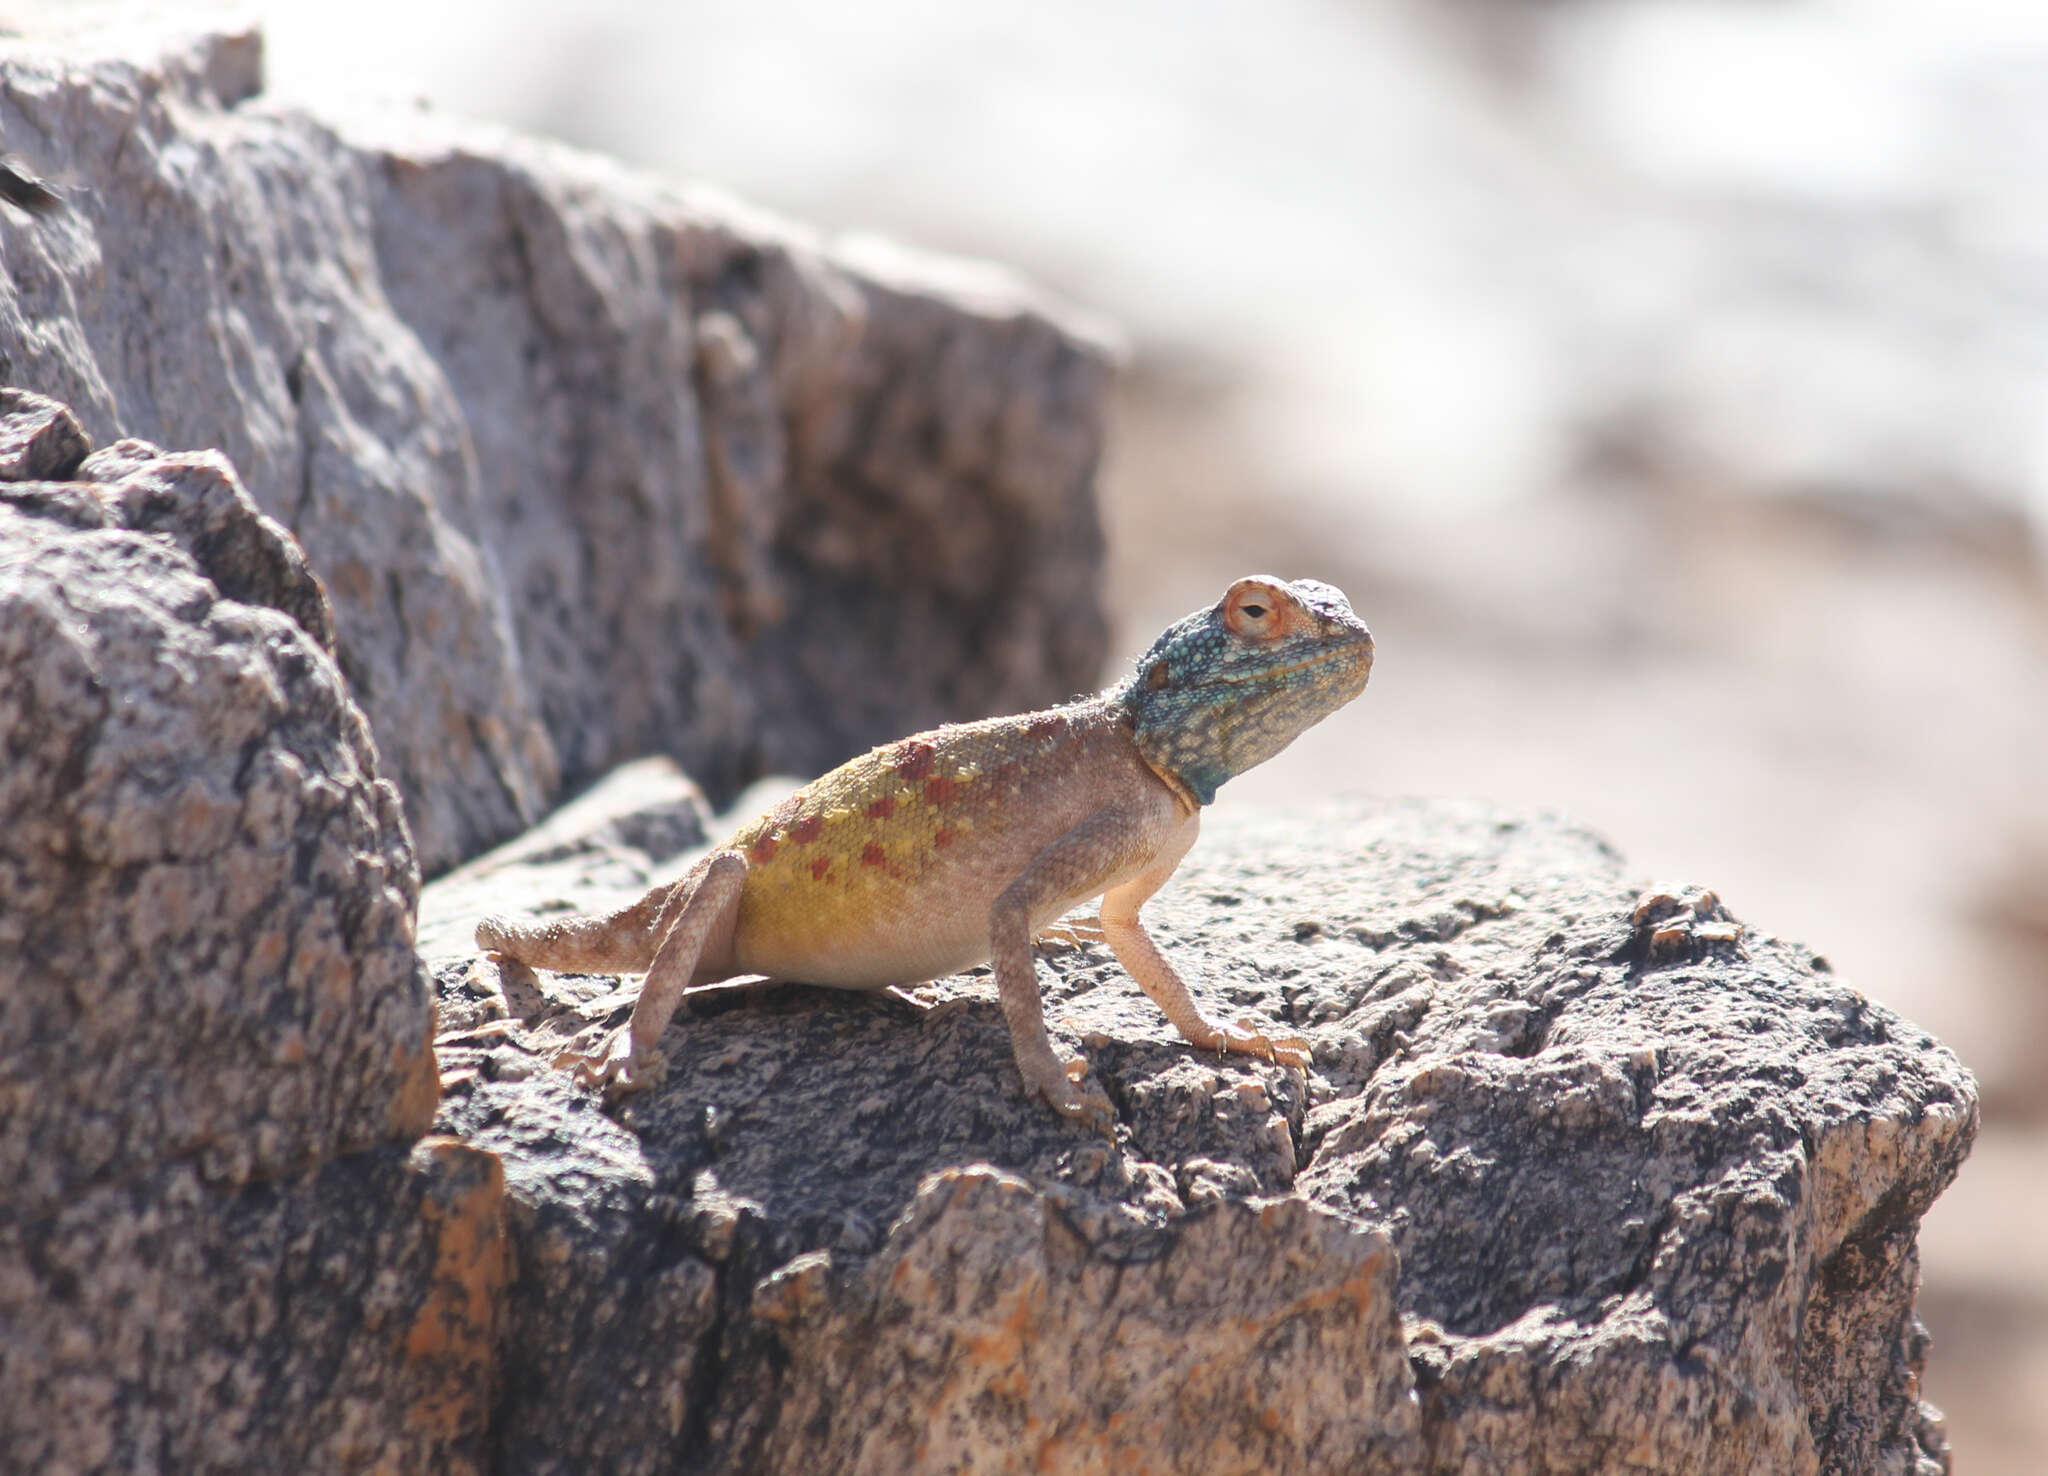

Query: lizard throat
[1135,750,1205,813]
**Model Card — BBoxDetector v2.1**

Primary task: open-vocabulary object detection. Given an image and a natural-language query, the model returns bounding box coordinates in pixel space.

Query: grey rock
[0,409,487,1476]
[749,1169,1421,1476]
[92,445,339,653]
[0,386,87,480]
[0,153,62,215]
[0,10,1111,876]
[0,443,437,1217]
[0,1137,507,1476]
[420,786,1974,1474]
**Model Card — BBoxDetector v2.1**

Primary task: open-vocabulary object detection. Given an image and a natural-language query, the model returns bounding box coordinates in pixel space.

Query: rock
[0,403,511,1472]
[0,8,1111,875]
[80,440,340,653]
[750,1169,1421,1476]
[421,787,1975,1473]
[0,434,436,1217]
[0,386,87,480]
[0,1138,508,1476]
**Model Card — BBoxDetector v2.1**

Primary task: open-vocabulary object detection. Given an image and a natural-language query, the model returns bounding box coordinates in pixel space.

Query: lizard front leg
[1101,864,1310,1068]
[989,809,1151,1134]
[552,850,747,1096]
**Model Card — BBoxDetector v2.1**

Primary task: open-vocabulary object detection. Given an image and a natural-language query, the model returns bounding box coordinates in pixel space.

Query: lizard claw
[1218,1016,1312,1069]
[554,1026,667,1097]
[1048,1082,1118,1137]
[1034,913,1107,951]
[1028,1056,1117,1135]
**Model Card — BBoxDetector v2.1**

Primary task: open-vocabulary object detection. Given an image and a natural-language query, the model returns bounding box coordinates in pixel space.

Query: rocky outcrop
[0,5,1110,1465]
[0,10,1976,1475]
[0,395,1976,1472]
[0,400,485,1469]
[0,8,1111,876]
[0,399,436,1214]
[423,792,1974,1475]
[2,1140,507,1475]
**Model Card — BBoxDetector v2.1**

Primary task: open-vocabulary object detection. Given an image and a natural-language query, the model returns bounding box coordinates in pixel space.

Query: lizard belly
[716,701,1146,988]
[723,806,1022,988]
[730,843,1125,988]
[736,896,993,989]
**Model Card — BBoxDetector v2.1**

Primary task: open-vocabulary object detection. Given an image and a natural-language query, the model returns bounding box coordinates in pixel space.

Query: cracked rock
[0,1139,508,1475]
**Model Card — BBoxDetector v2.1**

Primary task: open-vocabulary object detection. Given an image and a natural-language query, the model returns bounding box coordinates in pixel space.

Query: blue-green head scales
[1114,575,1374,805]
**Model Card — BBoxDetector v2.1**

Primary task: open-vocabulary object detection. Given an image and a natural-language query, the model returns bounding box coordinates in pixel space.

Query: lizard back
[723,698,1162,987]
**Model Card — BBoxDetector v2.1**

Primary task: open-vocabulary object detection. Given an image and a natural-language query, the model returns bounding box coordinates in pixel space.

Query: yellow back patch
[728,710,1081,957]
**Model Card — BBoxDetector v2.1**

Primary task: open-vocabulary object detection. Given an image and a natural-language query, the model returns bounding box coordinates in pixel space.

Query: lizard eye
[1222,579,1288,638]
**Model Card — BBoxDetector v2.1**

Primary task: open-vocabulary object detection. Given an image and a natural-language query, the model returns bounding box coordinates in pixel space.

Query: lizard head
[1117,575,1374,805]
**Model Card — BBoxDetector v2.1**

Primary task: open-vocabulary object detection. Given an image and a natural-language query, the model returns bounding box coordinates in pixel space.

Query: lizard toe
[1051,1083,1117,1137]
[1264,1034,1313,1068]
[1030,1061,1117,1134]
[555,1027,665,1096]
[1218,1016,1312,1067]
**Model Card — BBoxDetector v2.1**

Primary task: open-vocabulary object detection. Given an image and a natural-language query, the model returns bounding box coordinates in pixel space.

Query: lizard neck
[1135,750,1205,814]
[1107,689,1217,809]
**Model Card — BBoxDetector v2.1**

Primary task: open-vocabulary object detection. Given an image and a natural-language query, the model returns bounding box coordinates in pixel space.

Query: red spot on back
[1026,713,1067,739]
[809,856,832,881]
[923,777,958,808]
[865,795,896,820]
[789,814,824,845]
[769,794,806,829]
[748,835,779,864]
[934,828,955,849]
[894,740,937,782]
[992,760,1023,790]
[860,842,888,869]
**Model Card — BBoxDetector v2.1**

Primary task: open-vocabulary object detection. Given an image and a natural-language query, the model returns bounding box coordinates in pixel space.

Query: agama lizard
[476,575,1374,1130]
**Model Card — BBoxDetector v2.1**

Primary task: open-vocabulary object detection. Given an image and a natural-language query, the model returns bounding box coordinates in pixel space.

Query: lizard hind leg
[553,851,748,1097]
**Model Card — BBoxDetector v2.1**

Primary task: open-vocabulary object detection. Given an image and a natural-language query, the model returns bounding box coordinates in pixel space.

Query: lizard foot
[1035,913,1107,951]
[1027,1057,1116,1136]
[1210,1017,1312,1069]
[553,1026,667,1098]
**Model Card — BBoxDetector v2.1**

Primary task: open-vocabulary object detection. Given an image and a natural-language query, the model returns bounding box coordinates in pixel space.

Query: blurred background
[263,0,2047,1463]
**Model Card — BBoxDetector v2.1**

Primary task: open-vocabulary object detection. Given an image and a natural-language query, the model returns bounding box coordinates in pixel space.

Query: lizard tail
[475,879,676,973]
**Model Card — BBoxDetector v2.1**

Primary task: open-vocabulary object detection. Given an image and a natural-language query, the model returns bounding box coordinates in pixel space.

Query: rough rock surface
[0,400,494,1472]
[0,408,436,1216]
[0,8,1111,875]
[0,1138,507,1476]
[421,786,1975,1475]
